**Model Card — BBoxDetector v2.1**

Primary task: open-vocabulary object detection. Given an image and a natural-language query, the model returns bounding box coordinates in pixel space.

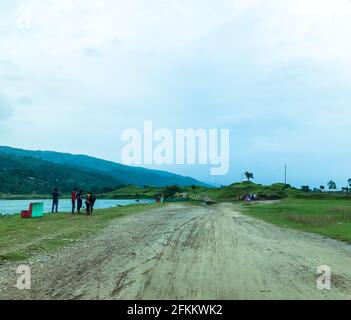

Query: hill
[183,182,351,202]
[0,153,121,195]
[0,146,208,190]
[100,182,301,201]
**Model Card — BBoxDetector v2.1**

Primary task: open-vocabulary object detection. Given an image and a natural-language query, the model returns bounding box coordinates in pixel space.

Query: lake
[0,199,156,216]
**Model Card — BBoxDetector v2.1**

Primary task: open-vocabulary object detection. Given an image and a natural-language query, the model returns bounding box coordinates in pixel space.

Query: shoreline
[0,198,156,217]
[0,194,157,201]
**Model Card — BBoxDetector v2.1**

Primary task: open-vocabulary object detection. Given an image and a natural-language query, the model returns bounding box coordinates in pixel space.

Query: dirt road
[2,203,351,300]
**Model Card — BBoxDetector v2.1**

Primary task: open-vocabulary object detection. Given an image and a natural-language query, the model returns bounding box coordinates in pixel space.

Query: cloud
[0,95,14,121]
[82,47,102,58]
[0,0,351,187]
[17,96,33,105]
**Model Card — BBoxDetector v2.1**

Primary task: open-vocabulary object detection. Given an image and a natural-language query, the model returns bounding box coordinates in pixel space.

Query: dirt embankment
[1,203,351,300]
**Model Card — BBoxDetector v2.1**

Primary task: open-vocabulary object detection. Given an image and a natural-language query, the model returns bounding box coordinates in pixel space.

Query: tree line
[301,179,351,193]
[242,170,351,193]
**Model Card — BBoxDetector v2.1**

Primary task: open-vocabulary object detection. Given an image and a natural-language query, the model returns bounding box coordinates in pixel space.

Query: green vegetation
[107,182,289,202]
[243,198,351,243]
[244,171,254,182]
[103,185,162,199]
[0,152,120,195]
[328,180,337,190]
[100,182,351,203]
[162,185,182,198]
[0,203,162,263]
[189,182,351,202]
[187,182,299,202]
[0,146,208,189]
[103,185,188,200]
[0,193,53,200]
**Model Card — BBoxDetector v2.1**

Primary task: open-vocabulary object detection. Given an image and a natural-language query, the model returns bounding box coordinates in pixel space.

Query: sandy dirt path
[1,203,351,300]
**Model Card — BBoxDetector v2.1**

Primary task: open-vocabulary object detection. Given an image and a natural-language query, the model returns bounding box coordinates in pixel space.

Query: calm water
[0,199,155,216]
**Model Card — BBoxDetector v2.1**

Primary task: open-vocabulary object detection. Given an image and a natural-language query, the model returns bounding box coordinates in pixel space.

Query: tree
[301,185,311,192]
[348,179,351,188]
[320,186,325,192]
[327,180,337,190]
[244,172,254,182]
[162,185,182,198]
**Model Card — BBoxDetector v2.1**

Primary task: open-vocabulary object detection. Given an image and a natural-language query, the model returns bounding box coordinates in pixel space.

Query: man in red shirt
[71,188,77,214]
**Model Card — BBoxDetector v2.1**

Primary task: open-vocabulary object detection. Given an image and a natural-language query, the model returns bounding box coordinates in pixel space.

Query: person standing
[91,194,97,214]
[52,188,60,213]
[71,188,77,214]
[85,192,93,215]
[77,190,83,214]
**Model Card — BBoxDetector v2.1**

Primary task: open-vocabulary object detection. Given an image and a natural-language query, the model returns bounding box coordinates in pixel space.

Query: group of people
[244,193,257,202]
[51,188,96,215]
[155,194,165,204]
[236,193,258,202]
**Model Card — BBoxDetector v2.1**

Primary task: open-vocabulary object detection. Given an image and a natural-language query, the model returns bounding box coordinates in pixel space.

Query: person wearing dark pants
[85,192,93,215]
[71,188,77,214]
[77,190,83,214]
[52,188,60,213]
[91,195,97,214]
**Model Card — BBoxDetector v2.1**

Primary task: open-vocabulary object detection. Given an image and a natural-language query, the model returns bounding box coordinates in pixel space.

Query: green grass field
[243,199,351,243]
[0,203,162,264]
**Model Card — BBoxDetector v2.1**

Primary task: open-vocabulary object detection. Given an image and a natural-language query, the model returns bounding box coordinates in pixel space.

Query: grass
[188,182,297,202]
[101,185,162,199]
[191,182,351,202]
[243,198,351,243]
[0,194,52,200]
[4,182,351,202]
[0,203,162,264]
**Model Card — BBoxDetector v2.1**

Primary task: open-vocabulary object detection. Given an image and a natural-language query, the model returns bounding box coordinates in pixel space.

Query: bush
[162,185,182,198]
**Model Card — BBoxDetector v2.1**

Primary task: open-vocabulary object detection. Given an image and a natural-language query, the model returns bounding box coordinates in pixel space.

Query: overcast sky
[0,0,351,188]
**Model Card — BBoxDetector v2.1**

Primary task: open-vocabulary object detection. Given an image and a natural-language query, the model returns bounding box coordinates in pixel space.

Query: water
[0,199,156,216]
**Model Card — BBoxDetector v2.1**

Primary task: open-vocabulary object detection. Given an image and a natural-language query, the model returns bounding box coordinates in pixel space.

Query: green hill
[0,153,121,195]
[193,182,298,201]
[185,182,351,202]
[101,182,301,201]
[0,146,209,195]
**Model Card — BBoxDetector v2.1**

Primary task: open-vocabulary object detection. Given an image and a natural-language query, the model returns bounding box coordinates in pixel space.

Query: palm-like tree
[244,172,254,182]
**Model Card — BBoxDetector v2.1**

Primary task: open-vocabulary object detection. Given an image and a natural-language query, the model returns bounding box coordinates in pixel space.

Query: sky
[0,0,351,188]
